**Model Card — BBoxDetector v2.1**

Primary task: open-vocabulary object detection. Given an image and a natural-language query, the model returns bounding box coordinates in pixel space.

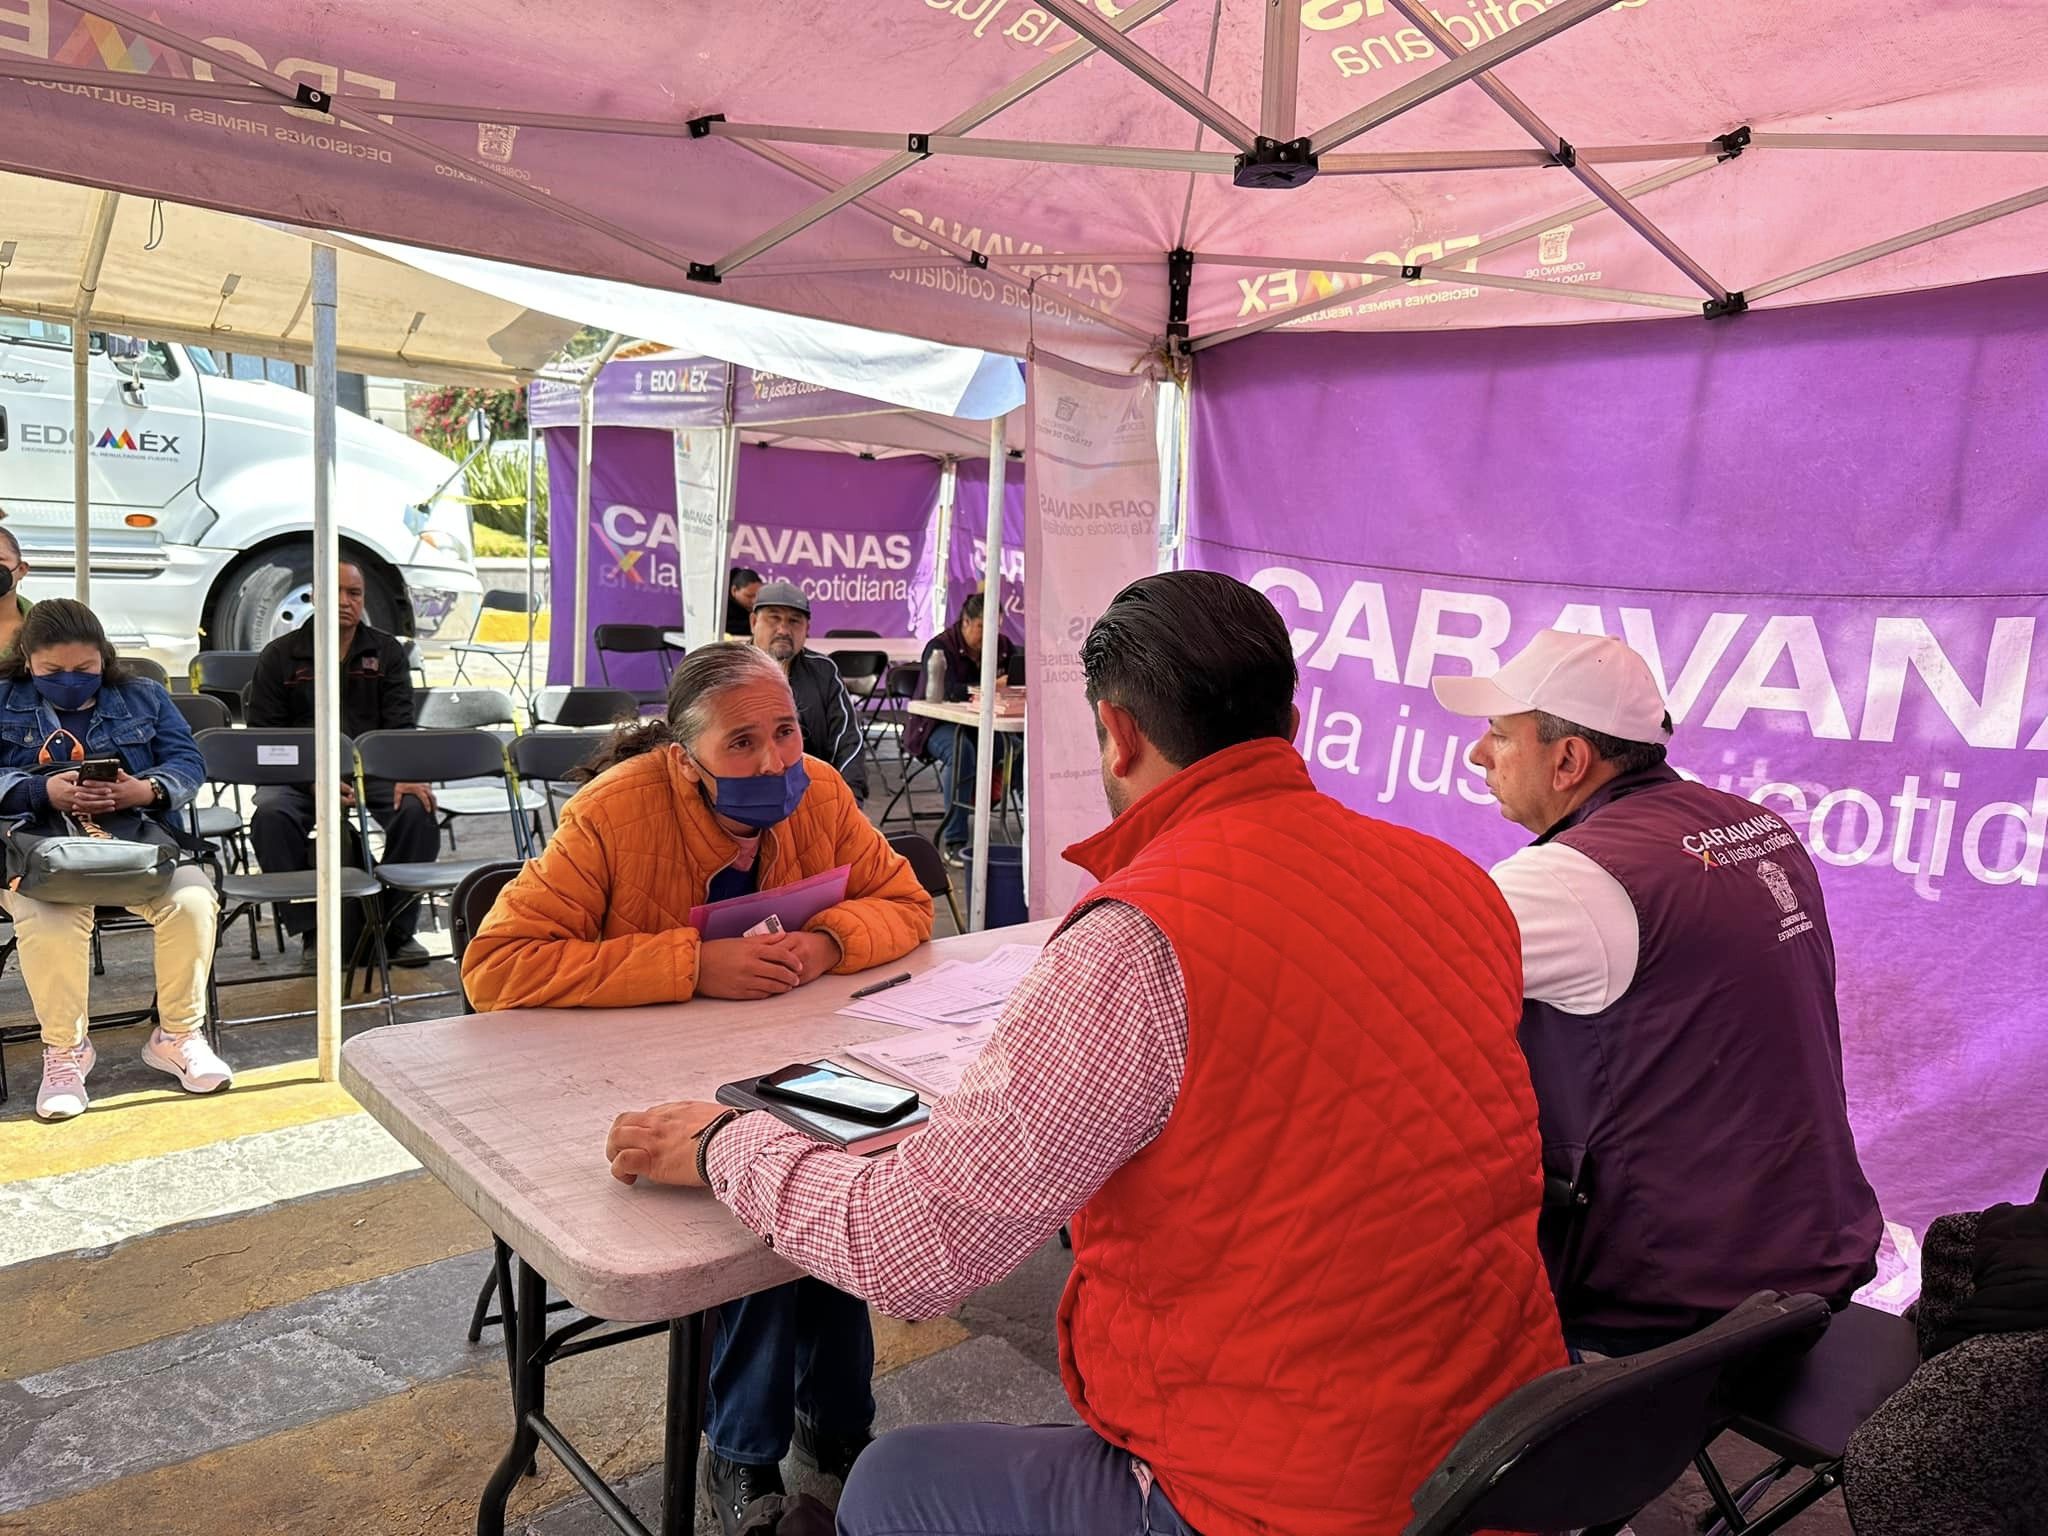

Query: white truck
[0,318,481,669]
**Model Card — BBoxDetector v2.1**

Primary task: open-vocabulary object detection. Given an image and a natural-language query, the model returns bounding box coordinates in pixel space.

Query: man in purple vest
[1435,630,1882,1356]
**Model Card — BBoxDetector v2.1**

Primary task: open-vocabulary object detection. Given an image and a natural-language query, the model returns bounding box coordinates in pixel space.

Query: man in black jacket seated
[246,558,439,966]
[747,579,868,804]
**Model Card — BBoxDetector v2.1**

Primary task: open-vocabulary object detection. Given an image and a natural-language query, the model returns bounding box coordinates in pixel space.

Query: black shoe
[793,1418,872,1484]
[388,937,433,968]
[703,1450,785,1536]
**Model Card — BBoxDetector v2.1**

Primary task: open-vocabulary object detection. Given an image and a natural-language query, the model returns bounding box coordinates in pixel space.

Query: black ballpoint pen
[849,972,914,999]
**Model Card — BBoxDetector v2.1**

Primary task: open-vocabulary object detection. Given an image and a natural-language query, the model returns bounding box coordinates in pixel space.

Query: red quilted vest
[1057,739,1565,1536]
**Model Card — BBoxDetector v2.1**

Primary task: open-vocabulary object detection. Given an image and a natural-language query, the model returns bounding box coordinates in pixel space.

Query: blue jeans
[705,1278,875,1466]
[837,1423,1199,1536]
[924,723,976,851]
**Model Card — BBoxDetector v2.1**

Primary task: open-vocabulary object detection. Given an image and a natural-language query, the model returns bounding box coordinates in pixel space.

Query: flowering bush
[410,384,527,455]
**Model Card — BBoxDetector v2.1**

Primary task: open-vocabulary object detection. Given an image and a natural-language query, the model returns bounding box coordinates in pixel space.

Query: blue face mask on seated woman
[31,669,102,712]
[693,754,810,830]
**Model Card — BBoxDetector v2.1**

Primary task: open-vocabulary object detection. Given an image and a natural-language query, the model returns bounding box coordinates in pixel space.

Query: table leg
[478,1256,547,1536]
[661,1312,707,1536]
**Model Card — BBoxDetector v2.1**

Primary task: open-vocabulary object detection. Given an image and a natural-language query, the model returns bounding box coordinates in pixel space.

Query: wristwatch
[695,1109,740,1187]
[147,777,170,810]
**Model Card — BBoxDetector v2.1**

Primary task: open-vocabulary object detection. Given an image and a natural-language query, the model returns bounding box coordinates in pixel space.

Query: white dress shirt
[1489,841,1642,1016]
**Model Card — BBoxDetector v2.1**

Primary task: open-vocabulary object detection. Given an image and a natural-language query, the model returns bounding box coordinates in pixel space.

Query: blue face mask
[694,754,810,830]
[32,669,101,712]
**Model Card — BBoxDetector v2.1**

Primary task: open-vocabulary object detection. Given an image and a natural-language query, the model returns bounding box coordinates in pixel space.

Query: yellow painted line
[0,1058,359,1185]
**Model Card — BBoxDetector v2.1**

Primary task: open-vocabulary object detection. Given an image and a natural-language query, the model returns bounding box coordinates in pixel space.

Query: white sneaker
[141,1029,234,1094]
[37,1041,96,1121]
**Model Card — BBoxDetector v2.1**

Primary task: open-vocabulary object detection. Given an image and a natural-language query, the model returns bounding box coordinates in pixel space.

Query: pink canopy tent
[3,4,2046,367]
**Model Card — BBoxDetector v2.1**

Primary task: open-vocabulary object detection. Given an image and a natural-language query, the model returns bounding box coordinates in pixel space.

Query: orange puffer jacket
[462,746,932,1011]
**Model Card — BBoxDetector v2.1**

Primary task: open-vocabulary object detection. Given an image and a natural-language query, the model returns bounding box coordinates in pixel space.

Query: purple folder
[688,864,852,941]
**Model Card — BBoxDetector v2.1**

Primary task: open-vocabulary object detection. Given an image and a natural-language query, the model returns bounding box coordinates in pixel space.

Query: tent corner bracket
[294,83,332,114]
[688,114,725,138]
[1233,136,1319,190]
[1715,125,1752,162]
[1703,291,1748,319]
[967,250,989,269]
[687,262,722,284]
[1552,139,1577,169]
[1166,247,1195,339]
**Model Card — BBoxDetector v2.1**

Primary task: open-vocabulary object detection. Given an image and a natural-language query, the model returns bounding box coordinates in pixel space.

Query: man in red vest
[606,571,1565,1536]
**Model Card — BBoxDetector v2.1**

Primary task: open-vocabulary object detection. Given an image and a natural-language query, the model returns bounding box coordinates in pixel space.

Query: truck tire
[211,546,404,653]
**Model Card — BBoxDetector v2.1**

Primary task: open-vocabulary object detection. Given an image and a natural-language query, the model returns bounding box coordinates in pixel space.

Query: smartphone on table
[757,1061,919,1126]
[77,758,122,783]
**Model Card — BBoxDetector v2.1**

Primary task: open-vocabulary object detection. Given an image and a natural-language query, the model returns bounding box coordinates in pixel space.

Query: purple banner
[728,446,939,636]
[529,358,727,431]
[544,426,681,691]
[1188,276,2048,1297]
[947,458,1027,643]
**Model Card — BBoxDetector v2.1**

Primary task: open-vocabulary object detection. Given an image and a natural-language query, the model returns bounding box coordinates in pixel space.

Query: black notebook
[717,1061,931,1156]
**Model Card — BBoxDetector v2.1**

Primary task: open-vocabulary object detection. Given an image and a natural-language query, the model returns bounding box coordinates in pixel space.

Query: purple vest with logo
[1522,767,1882,1348]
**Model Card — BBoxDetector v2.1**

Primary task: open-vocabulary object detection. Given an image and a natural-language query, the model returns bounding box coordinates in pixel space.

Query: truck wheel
[212,547,403,652]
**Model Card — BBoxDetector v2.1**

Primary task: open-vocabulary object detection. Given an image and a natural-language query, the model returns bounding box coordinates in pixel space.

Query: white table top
[341,921,1058,1323]
[907,698,1026,732]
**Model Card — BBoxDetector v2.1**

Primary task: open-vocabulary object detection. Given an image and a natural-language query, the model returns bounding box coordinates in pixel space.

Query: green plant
[461,447,548,548]
[410,383,527,456]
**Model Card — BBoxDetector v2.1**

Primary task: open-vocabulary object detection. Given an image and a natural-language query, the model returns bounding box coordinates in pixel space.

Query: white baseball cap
[1431,630,1672,744]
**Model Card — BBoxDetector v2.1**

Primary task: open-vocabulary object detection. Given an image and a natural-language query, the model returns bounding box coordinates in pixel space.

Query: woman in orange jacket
[461,642,932,1527]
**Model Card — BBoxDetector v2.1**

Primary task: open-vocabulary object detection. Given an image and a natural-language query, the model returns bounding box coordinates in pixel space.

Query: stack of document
[836,942,1041,1030]
[843,1026,996,1099]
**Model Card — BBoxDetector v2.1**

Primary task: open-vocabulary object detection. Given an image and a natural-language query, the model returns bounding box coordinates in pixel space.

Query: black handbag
[2,806,190,907]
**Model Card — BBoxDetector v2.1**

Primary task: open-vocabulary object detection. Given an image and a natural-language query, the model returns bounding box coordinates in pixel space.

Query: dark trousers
[248,781,439,945]
[704,1278,874,1466]
[837,1423,1199,1536]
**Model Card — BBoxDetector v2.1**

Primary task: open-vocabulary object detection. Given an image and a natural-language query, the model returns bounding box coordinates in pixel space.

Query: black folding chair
[194,727,398,1034]
[592,623,683,699]
[874,663,945,832]
[448,588,541,687]
[509,731,607,848]
[413,690,545,849]
[889,830,962,932]
[1403,1292,1831,1536]
[531,686,643,729]
[354,729,530,1005]
[117,655,171,686]
[824,630,888,701]
[190,650,263,724]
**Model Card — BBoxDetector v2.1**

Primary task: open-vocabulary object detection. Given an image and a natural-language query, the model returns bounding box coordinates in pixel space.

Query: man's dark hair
[0,597,131,684]
[957,592,985,625]
[1081,570,1297,768]
[1533,709,1673,776]
[0,526,21,562]
[729,566,763,591]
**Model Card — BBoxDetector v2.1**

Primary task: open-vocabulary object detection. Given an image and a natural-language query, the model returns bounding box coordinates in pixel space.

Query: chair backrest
[593,623,678,655]
[883,661,923,701]
[532,686,642,728]
[198,727,350,788]
[449,860,523,1010]
[118,655,171,685]
[356,728,508,785]
[832,649,888,682]
[887,832,953,900]
[190,649,263,696]
[170,691,232,735]
[824,629,882,638]
[511,730,608,785]
[481,587,538,615]
[414,687,519,730]
[1402,1292,1831,1536]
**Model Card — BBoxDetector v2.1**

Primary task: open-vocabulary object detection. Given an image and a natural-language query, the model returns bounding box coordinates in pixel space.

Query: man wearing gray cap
[747,579,869,804]
[1434,629,1880,1357]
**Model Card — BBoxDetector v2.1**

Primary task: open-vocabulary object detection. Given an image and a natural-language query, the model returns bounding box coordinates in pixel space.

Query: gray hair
[0,524,19,562]
[668,642,791,749]
[1533,709,1672,776]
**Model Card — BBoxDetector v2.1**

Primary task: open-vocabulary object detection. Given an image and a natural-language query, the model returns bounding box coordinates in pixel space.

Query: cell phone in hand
[77,758,122,783]
[757,1062,919,1125]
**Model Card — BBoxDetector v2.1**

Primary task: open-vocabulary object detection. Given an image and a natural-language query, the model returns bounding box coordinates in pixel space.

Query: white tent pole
[969,421,1006,932]
[1747,183,2048,303]
[1034,0,1256,149]
[1190,153,1723,350]
[70,190,119,603]
[524,423,538,707]
[571,333,623,687]
[1260,0,1301,143]
[704,0,1178,278]
[1309,0,1623,154]
[714,421,740,640]
[932,458,957,635]
[1383,0,1730,302]
[1751,133,2048,154]
[310,244,342,1083]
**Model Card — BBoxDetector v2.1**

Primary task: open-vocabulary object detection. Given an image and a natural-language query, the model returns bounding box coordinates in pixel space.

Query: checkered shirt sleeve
[706,901,1188,1319]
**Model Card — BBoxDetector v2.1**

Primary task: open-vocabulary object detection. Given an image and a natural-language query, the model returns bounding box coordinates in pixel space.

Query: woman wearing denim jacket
[0,599,232,1120]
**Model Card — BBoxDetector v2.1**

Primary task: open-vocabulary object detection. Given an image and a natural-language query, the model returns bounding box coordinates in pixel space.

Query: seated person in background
[0,599,233,1120]
[463,642,931,1533]
[604,572,1564,1536]
[747,579,868,804]
[725,565,763,638]
[246,557,440,967]
[0,521,35,653]
[903,591,1015,863]
[1435,630,1881,1356]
